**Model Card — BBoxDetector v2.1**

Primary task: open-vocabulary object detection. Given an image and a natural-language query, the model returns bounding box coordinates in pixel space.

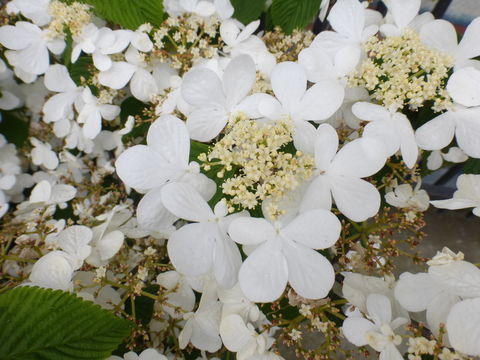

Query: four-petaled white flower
[163,182,245,289]
[300,123,387,222]
[430,174,480,216]
[343,294,408,360]
[228,209,341,302]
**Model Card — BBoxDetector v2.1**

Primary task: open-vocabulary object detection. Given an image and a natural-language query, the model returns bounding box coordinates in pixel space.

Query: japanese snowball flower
[343,294,408,360]
[181,54,267,142]
[416,67,480,158]
[6,0,51,26]
[0,22,65,77]
[427,147,468,171]
[162,182,246,289]
[30,137,59,171]
[108,348,167,360]
[385,182,429,212]
[258,62,344,152]
[28,251,75,290]
[300,124,387,222]
[352,102,418,168]
[447,297,480,356]
[164,0,233,19]
[220,19,276,76]
[220,314,275,360]
[156,271,196,317]
[430,174,480,216]
[115,115,215,232]
[310,0,378,57]
[228,209,341,302]
[380,0,432,37]
[420,17,480,70]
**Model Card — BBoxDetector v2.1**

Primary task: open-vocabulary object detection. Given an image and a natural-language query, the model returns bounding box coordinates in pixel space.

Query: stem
[0,255,36,263]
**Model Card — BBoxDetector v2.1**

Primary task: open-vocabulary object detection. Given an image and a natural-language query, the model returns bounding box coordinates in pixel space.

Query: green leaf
[231,0,266,25]
[0,286,132,360]
[0,111,29,147]
[464,158,480,174]
[78,0,164,30]
[271,0,322,34]
[68,56,94,86]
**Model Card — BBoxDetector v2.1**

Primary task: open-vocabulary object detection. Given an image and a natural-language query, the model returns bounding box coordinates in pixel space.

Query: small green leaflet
[61,0,165,30]
[271,0,322,34]
[0,286,132,360]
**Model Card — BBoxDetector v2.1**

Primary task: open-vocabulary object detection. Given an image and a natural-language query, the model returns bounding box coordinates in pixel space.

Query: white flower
[28,251,75,290]
[99,46,174,102]
[228,209,341,302]
[108,348,167,360]
[430,174,480,216]
[0,22,65,77]
[77,87,120,139]
[385,182,429,212]
[420,17,480,70]
[427,147,468,171]
[164,0,233,19]
[43,64,83,124]
[300,123,387,222]
[258,62,344,152]
[22,180,76,214]
[220,314,274,360]
[179,278,222,353]
[156,270,196,317]
[218,283,260,323]
[380,0,428,37]
[0,135,21,193]
[446,297,480,356]
[57,225,93,270]
[352,102,419,168]
[220,19,276,76]
[343,294,408,360]
[163,182,245,289]
[115,115,215,232]
[6,0,51,26]
[311,0,378,57]
[181,54,266,142]
[30,137,59,170]
[416,67,480,158]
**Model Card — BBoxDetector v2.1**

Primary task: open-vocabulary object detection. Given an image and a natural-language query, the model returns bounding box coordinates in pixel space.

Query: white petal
[396,114,418,168]
[455,108,480,158]
[115,145,173,190]
[389,0,420,30]
[330,137,386,178]
[296,80,344,121]
[167,223,215,277]
[415,111,456,151]
[283,241,335,299]
[314,123,339,170]
[292,120,318,154]
[30,180,51,203]
[99,104,120,120]
[44,64,76,92]
[366,293,392,325]
[379,343,404,360]
[147,115,190,165]
[50,184,76,203]
[328,0,365,40]
[271,62,306,113]
[186,106,228,142]
[457,17,480,64]
[220,19,241,45]
[181,67,225,107]
[223,54,256,110]
[426,291,460,337]
[351,102,388,122]
[239,240,288,302]
[92,52,112,72]
[219,314,252,352]
[161,182,213,222]
[282,209,340,249]
[429,261,480,298]
[298,47,336,83]
[447,67,480,107]
[213,235,242,289]
[342,317,375,346]
[137,187,178,232]
[299,176,333,212]
[0,23,33,50]
[228,217,275,246]
[446,298,480,356]
[81,108,102,139]
[29,251,74,290]
[97,230,124,260]
[58,225,93,264]
[330,175,381,221]
[130,68,158,102]
[43,92,77,123]
[420,20,458,56]
[98,62,136,89]
[394,272,442,312]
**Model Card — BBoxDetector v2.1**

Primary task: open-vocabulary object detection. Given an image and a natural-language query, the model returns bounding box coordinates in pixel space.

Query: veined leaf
[0,286,132,360]
[271,0,322,34]
[231,0,266,25]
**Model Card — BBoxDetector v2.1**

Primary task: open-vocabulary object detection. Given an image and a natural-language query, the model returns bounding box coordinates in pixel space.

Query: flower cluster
[1,0,480,359]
